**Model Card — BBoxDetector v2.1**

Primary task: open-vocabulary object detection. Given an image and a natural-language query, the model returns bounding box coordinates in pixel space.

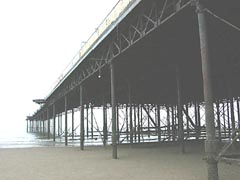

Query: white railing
[48,0,137,98]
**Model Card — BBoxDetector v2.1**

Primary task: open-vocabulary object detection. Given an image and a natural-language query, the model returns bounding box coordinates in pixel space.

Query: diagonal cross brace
[182,107,196,129]
[142,106,157,127]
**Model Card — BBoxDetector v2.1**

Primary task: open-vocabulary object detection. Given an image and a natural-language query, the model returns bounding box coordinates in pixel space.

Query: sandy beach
[0,142,239,180]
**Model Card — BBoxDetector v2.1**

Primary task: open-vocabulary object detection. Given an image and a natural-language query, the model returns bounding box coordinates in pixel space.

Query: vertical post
[72,109,74,140]
[223,102,226,137]
[53,103,56,142]
[186,104,190,137]
[137,105,140,143]
[129,85,133,145]
[216,101,221,143]
[116,105,119,143]
[147,105,150,138]
[237,98,240,131]
[134,105,137,142]
[172,105,176,142]
[80,85,85,150]
[47,108,50,139]
[64,96,68,146]
[30,120,32,132]
[167,106,171,141]
[176,66,185,153]
[140,105,143,140]
[110,62,117,159]
[195,103,199,139]
[230,97,236,136]
[58,113,60,136]
[39,118,42,134]
[197,103,201,135]
[196,1,218,179]
[42,114,45,135]
[103,97,107,146]
[86,105,89,139]
[26,120,29,133]
[91,105,94,139]
[157,105,161,142]
[126,104,129,141]
[227,101,231,138]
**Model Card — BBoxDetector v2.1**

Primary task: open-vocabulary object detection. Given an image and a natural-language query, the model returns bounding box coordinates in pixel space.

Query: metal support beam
[80,85,85,150]
[167,106,171,140]
[172,106,176,142]
[126,104,129,141]
[86,105,89,138]
[116,105,120,143]
[237,98,240,131]
[110,62,117,159]
[47,108,50,139]
[53,103,56,142]
[157,105,161,142]
[196,2,218,179]
[103,97,108,146]
[216,101,221,143]
[91,105,94,139]
[230,98,236,136]
[137,105,140,143]
[64,96,68,146]
[26,120,29,133]
[72,109,74,140]
[176,66,185,153]
[129,85,133,145]
[194,103,199,140]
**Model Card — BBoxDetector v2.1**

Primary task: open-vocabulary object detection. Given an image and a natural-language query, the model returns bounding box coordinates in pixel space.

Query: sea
[0,131,56,148]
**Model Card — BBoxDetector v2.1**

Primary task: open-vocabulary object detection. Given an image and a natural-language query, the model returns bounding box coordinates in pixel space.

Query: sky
[0,0,119,136]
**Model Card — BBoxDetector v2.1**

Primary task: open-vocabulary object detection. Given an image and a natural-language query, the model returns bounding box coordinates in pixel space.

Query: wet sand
[0,143,239,180]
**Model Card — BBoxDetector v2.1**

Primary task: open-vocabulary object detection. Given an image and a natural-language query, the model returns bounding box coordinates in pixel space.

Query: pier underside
[27,0,240,176]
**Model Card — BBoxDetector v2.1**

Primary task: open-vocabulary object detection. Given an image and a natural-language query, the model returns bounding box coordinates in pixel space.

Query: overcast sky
[0,0,119,136]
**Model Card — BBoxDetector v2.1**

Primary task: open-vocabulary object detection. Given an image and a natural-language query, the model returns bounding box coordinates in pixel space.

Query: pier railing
[47,0,139,99]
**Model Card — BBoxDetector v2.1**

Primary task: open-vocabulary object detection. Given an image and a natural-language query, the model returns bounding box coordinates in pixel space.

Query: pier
[27,0,240,179]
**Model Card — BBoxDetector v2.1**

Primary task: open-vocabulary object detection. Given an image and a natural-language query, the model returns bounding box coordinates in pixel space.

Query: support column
[176,66,185,153]
[186,104,190,137]
[129,85,133,145]
[58,113,60,136]
[147,105,150,138]
[137,105,140,143]
[195,103,199,139]
[80,85,85,150]
[237,98,240,131]
[223,102,227,137]
[230,97,236,136]
[103,99,107,146]
[110,62,117,159]
[227,101,231,138]
[167,106,171,141]
[134,105,137,142]
[53,103,56,142]
[196,2,218,179]
[91,105,94,139]
[116,105,120,143]
[216,101,221,143]
[86,105,89,139]
[172,105,176,141]
[157,105,161,142]
[42,114,45,135]
[126,104,129,141]
[47,108,50,139]
[26,120,28,132]
[72,109,74,140]
[64,96,68,146]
